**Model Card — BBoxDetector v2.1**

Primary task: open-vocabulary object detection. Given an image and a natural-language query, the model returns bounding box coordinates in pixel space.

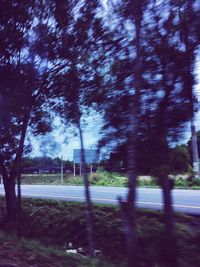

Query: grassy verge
[21,170,200,189]
[21,171,127,186]
[0,198,200,266]
[0,230,112,267]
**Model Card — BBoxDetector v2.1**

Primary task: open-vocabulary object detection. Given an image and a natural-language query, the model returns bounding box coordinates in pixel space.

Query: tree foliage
[0,1,200,265]
[86,1,200,266]
[0,0,56,220]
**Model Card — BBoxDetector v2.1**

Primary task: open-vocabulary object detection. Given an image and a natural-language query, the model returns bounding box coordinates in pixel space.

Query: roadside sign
[73,149,99,164]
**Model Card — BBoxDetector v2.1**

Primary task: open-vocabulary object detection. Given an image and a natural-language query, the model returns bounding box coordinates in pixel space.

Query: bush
[89,169,127,186]
[89,172,102,183]
[175,177,188,187]
[137,176,158,187]
[175,176,200,188]
[65,176,83,185]
[21,171,200,188]
[187,176,200,187]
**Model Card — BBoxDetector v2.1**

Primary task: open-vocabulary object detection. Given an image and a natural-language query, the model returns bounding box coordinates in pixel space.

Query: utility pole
[73,163,76,177]
[61,155,64,184]
[80,163,82,176]
[90,164,93,175]
[191,119,200,178]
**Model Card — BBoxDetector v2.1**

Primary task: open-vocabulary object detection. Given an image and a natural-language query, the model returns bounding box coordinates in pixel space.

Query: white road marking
[1,189,200,211]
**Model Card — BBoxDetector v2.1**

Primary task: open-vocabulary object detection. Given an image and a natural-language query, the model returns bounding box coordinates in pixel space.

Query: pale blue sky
[30,60,200,161]
[31,111,103,160]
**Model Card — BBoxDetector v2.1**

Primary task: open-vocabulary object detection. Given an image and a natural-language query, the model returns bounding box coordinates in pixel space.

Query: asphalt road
[0,184,200,215]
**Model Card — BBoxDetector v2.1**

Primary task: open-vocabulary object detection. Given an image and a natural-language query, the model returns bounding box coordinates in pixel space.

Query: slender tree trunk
[1,110,30,222]
[17,170,22,238]
[160,176,178,267]
[78,121,95,256]
[15,111,30,229]
[0,157,17,220]
[118,3,144,266]
[3,175,18,221]
[119,101,138,267]
[155,68,178,266]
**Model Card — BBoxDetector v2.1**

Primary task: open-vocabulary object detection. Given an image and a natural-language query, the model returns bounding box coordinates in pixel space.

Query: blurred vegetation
[89,169,127,186]
[20,168,200,189]
[0,198,200,267]
[20,139,193,177]
[107,143,192,175]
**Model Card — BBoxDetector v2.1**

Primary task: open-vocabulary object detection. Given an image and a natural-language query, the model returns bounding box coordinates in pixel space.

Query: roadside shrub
[89,172,102,183]
[21,174,62,184]
[65,176,83,185]
[89,169,127,186]
[175,177,188,187]
[21,171,200,188]
[138,176,158,187]
[175,176,200,188]
[187,176,200,187]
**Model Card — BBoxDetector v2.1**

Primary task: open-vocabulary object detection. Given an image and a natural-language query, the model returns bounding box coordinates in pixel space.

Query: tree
[141,2,200,265]
[87,1,200,266]
[169,145,191,174]
[81,0,150,265]
[46,0,104,255]
[108,142,191,175]
[187,131,200,163]
[0,0,54,221]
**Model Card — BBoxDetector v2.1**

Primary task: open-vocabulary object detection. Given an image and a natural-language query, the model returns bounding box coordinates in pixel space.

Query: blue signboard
[73,149,99,164]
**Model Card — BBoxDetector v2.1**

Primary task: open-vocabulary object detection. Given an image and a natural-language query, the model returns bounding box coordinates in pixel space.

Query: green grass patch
[21,170,200,189]
[0,197,200,266]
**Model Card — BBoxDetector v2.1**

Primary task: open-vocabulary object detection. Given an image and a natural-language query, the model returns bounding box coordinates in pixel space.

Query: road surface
[0,184,200,214]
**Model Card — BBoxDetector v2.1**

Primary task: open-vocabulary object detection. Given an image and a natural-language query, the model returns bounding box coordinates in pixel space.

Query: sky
[30,107,199,162]
[194,61,200,129]
[30,58,200,161]
[29,60,200,161]
[31,111,103,160]
[29,8,200,161]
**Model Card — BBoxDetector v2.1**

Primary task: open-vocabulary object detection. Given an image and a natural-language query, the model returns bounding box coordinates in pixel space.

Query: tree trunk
[119,3,144,266]
[78,121,95,256]
[118,3,144,266]
[119,194,137,267]
[3,174,17,221]
[120,101,138,267]
[126,102,138,267]
[0,157,17,220]
[1,109,30,222]
[160,176,178,267]
[16,170,22,238]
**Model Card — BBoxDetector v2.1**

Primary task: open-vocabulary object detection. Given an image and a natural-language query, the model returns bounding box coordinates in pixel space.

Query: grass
[0,230,113,267]
[0,197,200,266]
[21,171,127,186]
[21,170,200,189]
